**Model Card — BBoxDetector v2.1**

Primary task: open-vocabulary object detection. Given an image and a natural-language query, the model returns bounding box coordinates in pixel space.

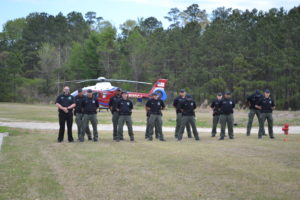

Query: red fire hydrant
[282,123,289,135]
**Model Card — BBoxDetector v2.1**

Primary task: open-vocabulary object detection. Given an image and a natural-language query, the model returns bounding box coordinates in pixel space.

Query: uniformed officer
[116,91,134,142]
[255,89,275,139]
[219,91,235,140]
[81,89,99,142]
[210,92,222,137]
[109,88,122,140]
[173,89,192,139]
[74,88,92,141]
[145,95,159,139]
[246,90,266,136]
[55,86,75,142]
[146,92,166,141]
[177,94,200,141]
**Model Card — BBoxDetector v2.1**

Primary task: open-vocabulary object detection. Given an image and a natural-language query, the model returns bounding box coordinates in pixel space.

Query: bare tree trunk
[57,72,60,95]
[130,55,139,91]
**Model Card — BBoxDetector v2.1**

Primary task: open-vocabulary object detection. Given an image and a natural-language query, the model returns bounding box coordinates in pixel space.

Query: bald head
[63,86,70,95]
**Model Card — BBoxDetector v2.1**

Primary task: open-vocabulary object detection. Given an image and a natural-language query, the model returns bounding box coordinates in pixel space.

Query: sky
[0,0,299,31]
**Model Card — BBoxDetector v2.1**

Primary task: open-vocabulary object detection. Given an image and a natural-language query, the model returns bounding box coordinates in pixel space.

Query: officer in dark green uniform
[81,89,99,142]
[74,88,92,141]
[109,88,122,140]
[146,92,166,141]
[256,89,275,139]
[55,86,75,143]
[246,90,266,136]
[219,91,235,140]
[116,91,134,142]
[173,89,192,139]
[145,95,159,139]
[210,92,222,137]
[177,94,200,141]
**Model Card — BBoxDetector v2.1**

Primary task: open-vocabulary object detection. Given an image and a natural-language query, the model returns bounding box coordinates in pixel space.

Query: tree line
[0,4,299,109]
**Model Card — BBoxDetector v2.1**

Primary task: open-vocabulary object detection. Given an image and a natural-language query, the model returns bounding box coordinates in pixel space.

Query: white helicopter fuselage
[83,82,115,91]
[71,82,117,96]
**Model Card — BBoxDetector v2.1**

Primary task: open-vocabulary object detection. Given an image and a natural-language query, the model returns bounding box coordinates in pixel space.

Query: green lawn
[1,103,300,127]
[1,127,300,200]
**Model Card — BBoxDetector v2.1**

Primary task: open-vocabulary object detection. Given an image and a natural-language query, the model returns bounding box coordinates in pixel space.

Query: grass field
[1,103,300,127]
[1,127,300,200]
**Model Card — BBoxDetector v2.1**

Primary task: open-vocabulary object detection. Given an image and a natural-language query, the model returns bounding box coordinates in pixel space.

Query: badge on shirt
[92,100,95,103]
[68,96,72,100]
[61,97,64,99]
[158,102,160,106]
[229,101,232,104]
[127,102,130,105]
[191,102,194,106]
[269,100,272,104]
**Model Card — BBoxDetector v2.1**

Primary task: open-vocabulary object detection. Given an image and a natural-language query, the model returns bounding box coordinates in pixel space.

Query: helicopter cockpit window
[94,93,99,98]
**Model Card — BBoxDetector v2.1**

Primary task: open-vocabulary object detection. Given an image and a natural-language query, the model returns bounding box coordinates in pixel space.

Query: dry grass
[0,103,300,127]
[1,127,300,200]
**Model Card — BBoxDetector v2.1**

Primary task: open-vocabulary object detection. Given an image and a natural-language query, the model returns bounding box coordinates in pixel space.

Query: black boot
[130,135,135,141]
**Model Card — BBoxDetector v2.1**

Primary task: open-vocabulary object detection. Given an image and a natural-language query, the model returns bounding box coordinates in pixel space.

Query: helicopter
[63,77,168,109]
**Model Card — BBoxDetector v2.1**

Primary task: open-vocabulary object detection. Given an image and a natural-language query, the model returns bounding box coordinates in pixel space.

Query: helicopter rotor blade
[58,78,152,85]
[76,79,101,83]
[56,79,86,84]
[106,79,152,85]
